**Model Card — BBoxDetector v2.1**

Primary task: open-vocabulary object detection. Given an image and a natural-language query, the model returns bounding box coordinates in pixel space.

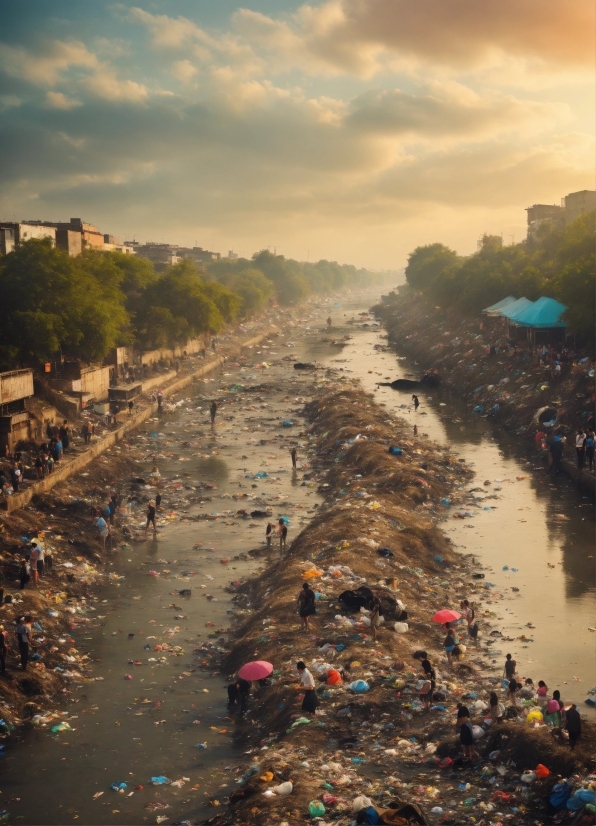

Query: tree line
[0,241,375,369]
[404,210,595,343]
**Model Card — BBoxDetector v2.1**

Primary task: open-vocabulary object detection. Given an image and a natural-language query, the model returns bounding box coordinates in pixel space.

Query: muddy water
[2,292,594,824]
[308,310,595,709]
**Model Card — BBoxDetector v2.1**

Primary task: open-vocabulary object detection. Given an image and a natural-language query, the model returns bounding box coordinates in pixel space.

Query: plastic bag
[308,800,326,817]
[394,622,409,633]
[525,709,543,724]
[110,782,127,792]
[273,781,293,796]
[327,669,342,685]
[352,795,373,812]
[349,680,370,693]
[535,764,550,778]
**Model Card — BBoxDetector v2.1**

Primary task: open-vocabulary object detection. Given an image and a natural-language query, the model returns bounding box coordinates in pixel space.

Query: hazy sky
[0,0,593,267]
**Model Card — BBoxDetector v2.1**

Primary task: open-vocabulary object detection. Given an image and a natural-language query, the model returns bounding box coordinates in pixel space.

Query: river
[0,289,593,824]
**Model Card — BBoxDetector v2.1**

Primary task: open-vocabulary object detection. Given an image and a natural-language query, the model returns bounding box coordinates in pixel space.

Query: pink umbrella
[238,660,273,681]
[432,609,461,624]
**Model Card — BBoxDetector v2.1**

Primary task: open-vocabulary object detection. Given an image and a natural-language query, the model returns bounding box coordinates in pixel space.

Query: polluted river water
[1,290,594,825]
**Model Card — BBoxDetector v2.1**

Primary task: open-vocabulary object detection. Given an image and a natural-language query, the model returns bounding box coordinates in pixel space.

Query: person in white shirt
[296,661,318,714]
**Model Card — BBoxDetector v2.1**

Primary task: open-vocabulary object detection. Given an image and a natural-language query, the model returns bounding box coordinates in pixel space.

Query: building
[129,242,181,266]
[16,217,104,255]
[525,204,565,239]
[177,246,221,264]
[227,250,239,260]
[0,369,35,453]
[0,222,56,254]
[564,190,596,225]
[103,234,136,255]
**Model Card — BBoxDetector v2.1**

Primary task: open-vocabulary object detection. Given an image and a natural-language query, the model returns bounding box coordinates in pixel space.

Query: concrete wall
[140,336,206,366]
[3,328,277,512]
[0,369,34,405]
[80,366,111,401]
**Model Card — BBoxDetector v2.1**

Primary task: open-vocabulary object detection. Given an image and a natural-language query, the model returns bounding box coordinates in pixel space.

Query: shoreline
[2,326,279,513]
[218,383,593,825]
[372,289,595,495]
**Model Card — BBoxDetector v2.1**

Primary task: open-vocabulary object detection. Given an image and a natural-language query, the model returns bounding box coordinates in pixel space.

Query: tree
[0,239,129,368]
[405,243,460,291]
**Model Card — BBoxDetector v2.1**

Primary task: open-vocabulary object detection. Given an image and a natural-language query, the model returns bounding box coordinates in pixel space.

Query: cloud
[0,40,98,86]
[171,59,198,82]
[82,69,148,102]
[233,0,595,77]
[45,91,81,109]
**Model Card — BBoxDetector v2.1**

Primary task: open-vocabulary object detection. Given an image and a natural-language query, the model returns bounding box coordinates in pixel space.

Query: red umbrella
[238,660,273,681]
[432,609,461,624]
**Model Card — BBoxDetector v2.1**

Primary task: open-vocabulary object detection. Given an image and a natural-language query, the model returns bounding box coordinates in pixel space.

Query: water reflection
[196,455,229,481]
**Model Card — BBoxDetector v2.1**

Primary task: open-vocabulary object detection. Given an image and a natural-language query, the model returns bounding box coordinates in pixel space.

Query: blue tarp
[499,297,534,320]
[510,296,568,329]
[482,295,517,315]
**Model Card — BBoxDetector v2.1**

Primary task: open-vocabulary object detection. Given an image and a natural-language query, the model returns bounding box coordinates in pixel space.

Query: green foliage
[0,239,129,368]
[405,243,460,291]
[406,210,596,341]
[0,239,378,367]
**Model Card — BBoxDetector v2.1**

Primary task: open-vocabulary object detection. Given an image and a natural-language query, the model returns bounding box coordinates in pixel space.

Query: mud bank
[218,386,594,826]
[372,289,595,494]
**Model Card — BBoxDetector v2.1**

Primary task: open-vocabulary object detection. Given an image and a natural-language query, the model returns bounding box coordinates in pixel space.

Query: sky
[0,0,594,268]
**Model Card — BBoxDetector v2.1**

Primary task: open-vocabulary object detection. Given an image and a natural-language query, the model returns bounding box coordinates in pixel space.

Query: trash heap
[372,290,594,440]
[219,386,594,825]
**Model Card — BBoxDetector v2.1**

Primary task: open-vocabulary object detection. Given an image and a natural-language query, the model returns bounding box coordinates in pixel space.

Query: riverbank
[372,289,595,493]
[2,325,278,513]
[220,384,594,826]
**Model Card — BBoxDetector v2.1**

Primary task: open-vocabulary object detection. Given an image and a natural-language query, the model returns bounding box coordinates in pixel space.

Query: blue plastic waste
[151,776,170,785]
[110,782,127,791]
[349,680,370,693]
[388,446,403,455]
[567,789,595,811]
[282,420,293,427]
[473,406,485,413]
[440,498,450,507]
[434,555,444,563]
[254,471,268,479]
[549,781,572,810]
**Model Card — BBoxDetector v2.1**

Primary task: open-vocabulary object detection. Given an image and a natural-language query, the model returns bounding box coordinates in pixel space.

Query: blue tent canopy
[510,296,568,329]
[499,297,534,320]
[482,295,517,315]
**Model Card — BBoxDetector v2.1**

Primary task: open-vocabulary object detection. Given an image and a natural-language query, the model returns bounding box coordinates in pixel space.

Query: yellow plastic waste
[525,709,543,724]
[302,569,323,579]
[260,771,274,782]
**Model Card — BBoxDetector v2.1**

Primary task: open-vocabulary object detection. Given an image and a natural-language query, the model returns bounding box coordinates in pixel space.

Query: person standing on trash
[10,462,21,493]
[16,616,31,671]
[565,704,581,748]
[210,400,217,425]
[367,593,382,643]
[290,447,297,469]
[145,501,157,537]
[59,420,70,453]
[419,673,432,711]
[536,680,548,705]
[489,691,504,724]
[296,661,318,715]
[297,582,316,632]
[28,543,40,587]
[19,558,30,590]
[545,692,563,727]
[157,390,163,413]
[503,653,516,679]
[443,624,458,667]
[507,676,519,706]
[278,519,288,554]
[460,600,475,636]
[575,428,586,469]
[265,522,273,547]
[412,394,420,410]
[96,513,109,551]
